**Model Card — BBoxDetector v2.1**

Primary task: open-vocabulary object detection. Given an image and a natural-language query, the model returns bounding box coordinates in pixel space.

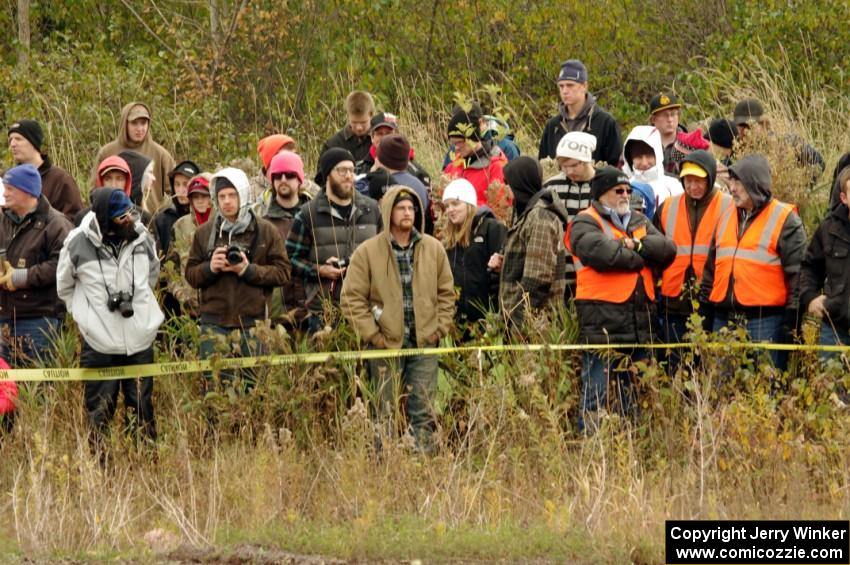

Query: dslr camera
[107,290,134,318]
[226,245,246,265]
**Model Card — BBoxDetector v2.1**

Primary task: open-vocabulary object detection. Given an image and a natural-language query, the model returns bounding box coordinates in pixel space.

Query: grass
[2,52,850,564]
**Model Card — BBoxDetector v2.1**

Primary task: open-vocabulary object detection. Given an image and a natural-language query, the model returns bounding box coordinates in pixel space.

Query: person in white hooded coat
[57,187,164,447]
[622,125,683,212]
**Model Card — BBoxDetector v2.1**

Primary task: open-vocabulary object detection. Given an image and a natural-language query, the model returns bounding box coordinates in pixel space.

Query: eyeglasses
[333,166,356,177]
[614,187,634,195]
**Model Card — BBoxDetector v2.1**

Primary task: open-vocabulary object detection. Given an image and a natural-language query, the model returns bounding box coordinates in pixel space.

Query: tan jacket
[90,101,176,215]
[341,186,455,349]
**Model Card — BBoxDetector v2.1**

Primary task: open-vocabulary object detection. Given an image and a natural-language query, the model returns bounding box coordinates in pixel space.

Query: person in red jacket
[0,358,16,435]
[443,106,507,207]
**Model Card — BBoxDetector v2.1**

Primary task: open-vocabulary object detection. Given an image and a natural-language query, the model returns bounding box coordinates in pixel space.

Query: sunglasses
[273,171,300,181]
[614,187,634,195]
[112,210,134,223]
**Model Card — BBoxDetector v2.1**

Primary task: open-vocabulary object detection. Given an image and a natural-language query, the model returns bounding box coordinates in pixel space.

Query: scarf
[206,207,254,252]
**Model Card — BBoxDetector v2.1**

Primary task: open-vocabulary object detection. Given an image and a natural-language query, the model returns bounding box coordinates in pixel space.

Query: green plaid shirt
[391,229,421,344]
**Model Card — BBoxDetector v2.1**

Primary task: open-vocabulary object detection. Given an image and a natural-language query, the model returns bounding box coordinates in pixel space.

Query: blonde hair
[839,166,850,195]
[345,91,375,117]
[442,203,477,249]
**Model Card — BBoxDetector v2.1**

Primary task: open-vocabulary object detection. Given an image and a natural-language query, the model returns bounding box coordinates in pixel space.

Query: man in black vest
[286,148,382,334]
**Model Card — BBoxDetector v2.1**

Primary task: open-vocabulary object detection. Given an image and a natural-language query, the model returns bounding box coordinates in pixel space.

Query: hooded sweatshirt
[622,126,683,208]
[74,154,150,228]
[699,154,807,318]
[95,155,133,196]
[184,167,290,328]
[119,150,152,206]
[340,186,455,349]
[90,102,176,214]
[655,150,729,314]
[538,92,622,166]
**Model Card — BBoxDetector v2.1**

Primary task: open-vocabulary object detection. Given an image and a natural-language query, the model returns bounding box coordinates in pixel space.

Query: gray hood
[728,154,772,210]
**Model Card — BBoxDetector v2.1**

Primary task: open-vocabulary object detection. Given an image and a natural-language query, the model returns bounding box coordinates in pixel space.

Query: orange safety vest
[566,206,655,303]
[660,191,733,298]
[708,199,794,306]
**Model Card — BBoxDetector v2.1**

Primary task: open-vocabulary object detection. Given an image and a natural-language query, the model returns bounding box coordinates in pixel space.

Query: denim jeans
[200,323,264,390]
[818,321,850,364]
[81,342,156,446]
[658,310,690,374]
[367,339,438,451]
[713,312,786,370]
[0,317,61,367]
[579,348,648,434]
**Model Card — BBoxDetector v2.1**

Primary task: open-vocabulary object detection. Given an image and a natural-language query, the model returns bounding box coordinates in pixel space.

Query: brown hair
[345,91,375,117]
[442,203,477,249]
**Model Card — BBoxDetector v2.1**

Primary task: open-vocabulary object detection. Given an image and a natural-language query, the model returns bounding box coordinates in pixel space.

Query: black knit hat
[591,166,630,200]
[8,119,44,152]
[703,118,739,150]
[318,147,355,182]
[447,107,481,141]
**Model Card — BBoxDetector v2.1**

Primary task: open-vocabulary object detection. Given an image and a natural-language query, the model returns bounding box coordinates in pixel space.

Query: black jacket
[316,125,372,184]
[537,95,622,166]
[151,197,189,256]
[569,201,675,344]
[446,209,506,323]
[800,203,850,332]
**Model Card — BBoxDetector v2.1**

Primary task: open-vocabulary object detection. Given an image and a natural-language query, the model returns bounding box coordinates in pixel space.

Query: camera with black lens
[107,290,134,318]
[331,257,349,269]
[226,245,245,265]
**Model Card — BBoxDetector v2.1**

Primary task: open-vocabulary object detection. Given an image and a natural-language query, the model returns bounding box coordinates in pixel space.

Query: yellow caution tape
[0,340,846,382]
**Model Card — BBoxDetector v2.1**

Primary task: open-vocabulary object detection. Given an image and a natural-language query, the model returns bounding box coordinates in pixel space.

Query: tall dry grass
[1,54,850,563]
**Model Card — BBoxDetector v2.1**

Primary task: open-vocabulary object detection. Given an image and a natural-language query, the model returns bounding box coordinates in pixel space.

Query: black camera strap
[207,212,261,260]
[95,243,136,301]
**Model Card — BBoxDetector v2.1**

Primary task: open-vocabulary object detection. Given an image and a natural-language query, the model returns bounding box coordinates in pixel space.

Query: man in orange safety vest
[699,154,807,370]
[567,166,675,433]
[655,150,732,370]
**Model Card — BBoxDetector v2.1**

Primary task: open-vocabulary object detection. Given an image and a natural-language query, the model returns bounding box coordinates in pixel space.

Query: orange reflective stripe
[572,207,655,303]
[660,191,732,298]
[709,199,793,306]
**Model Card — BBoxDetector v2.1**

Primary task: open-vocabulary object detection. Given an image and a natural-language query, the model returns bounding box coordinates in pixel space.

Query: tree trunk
[17,0,31,68]
[209,0,219,36]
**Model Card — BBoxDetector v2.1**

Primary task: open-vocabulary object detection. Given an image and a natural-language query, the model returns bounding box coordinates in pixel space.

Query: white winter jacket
[622,125,683,206]
[57,209,164,355]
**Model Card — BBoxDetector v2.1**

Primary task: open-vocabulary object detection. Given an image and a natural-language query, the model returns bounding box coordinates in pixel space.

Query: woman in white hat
[441,179,506,333]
